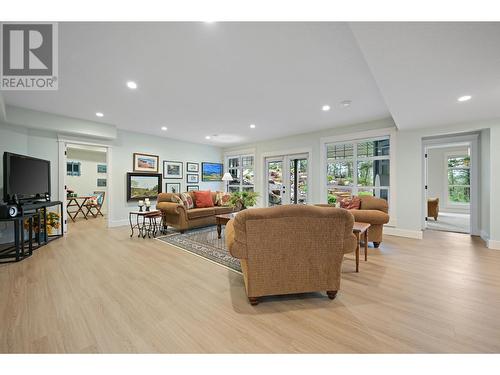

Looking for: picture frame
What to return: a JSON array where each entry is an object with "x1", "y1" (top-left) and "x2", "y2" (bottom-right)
[
  {"x1": 126, "y1": 173, "x2": 162, "y2": 201},
  {"x1": 97, "y1": 178, "x2": 107, "y2": 187},
  {"x1": 97, "y1": 164, "x2": 107, "y2": 173},
  {"x1": 202, "y1": 162, "x2": 223, "y2": 181},
  {"x1": 163, "y1": 160, "x2": 183, "y2": 179},
  {"x1": 187, "y1": 185, "x2": 199, "y2": 191},
  {"x1": 165, "y1": 182, "x2": 181, "y2": 194},
  {"x1": 186, "y1": 173, "x2": 199, "y2": 184},
  {"x1": 186, "y1": 162, "x2": 199, "y2": 173},
  {"x1": 133, "y1": 153, "x2": 159, "y2": 173}
]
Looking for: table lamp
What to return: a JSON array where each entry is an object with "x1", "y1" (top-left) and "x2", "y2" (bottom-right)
[{"x1": 222, "y1": 172, "x2": 233, "y2": 192}]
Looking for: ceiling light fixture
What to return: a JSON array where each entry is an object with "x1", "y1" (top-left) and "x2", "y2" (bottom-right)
[
  {"x1": 340, "y1": 100, "x2": 352, "y2": 107},
  {"x1": 205, "y1": 136, "x2": 211, "y2": 140},
  {"x1": 126, "y1": 81, "x2": 138, "y2": 89},
  {"x1": 250, "y1": 124, "x2": 256, "y2": 129},
  {"x1": 457, "y1": 95, "x2": 472, "y2": 102},
  {"x1": 161, "y1": 126, "x2": 167, "y2": 131},
  {"x1": 322, "y1": 105, "x2": 331, "y2": 112},
  {"x1": 96, "y1": 112, "x2": 104, "y2": 117}
]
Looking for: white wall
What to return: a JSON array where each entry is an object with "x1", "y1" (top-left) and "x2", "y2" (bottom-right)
[
  {"x1": 427, "y1": 145, "x2": 470, "y2": 214},
  {"x1": 66, "y1": 148, "x2": 108, "y2": 214}
]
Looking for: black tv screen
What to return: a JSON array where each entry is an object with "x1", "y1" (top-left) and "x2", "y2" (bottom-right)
[{"x1": 3, "y1": 152, "x2": 51, "y2": 202}]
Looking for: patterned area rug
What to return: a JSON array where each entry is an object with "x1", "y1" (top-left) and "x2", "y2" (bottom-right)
[{"x1": 157, "y1": 226, "x2": 241, "y2": 273}]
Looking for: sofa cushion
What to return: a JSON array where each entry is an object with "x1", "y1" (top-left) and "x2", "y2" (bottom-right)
[
  {"x1": 187, "y1": 207, "x2": 216, "y2": 219},
  {"x1": 180, "y1": 192, "x2": 194, "y2": 209},
  {"x1": 340, "y1": 196, "x2": 361, "y2": 210},
  {"x1": 171, "y1": 194, "x2": 182, "y2": 204},
  {"x1": 193, "y1": 190, "x2": 214, "y2": 208},
  {"x1": 215, "y1": 191, "x2": 232, "y2": 206},
  {"x1": 214, "y1": 206, "x2": 234, "y2": 215}
]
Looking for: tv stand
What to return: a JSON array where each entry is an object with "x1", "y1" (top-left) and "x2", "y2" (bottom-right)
[{"x1": 20, "y1": 200, "x2": 64, "y2": 248}]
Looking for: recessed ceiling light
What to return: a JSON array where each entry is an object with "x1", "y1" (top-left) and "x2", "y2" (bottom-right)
[
  {"x1": 457, "y1": 95, "x2": 472, "y2": 102},
  {"x1": 205, "y1": 136, "x2": 211, "y2": 140},
  {"x1": 126, "y1": 81, "x2": 138, "y2": 89},
  {"x1": 250, "y1": 124, "x2": 256, "y2": 129},
  {"x1": 204, "y1": 21, "x2": 216, "y2": 24},
  {"x1": 322, "y1": 105, "x2": 331, "y2": 112},
  {"x1": 161, "y1": 126, "x2": 167, "y2": 131},
  {"x1": 340, "y1": 100, "x2": 352, "y2": 107},
  {"x1": 95, "y1": 112, "x2": 104, "y2": 117}
]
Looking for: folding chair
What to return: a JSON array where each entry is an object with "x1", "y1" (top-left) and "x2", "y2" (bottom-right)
[{"x1": 85, "y1": 191, "x2": 105, "y2": 218}]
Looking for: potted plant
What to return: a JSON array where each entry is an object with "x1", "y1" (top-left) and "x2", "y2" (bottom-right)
[{"x1": 229, "y1": 191, "x2": 259, "y2": 211}]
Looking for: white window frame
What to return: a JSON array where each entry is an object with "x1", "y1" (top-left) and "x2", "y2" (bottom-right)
[
  {"x1": 320, "y1": 127, "x2": 396, "y2": 226},
  {"x1": 445, "y1": 151, "x2": 471, "y2": 208},
  {"x1": 225, "y1": 152, "x2": 255, "y2": 193},
  {"x1": 325, "y1": 136, "x2": 391, "y2": 200}
]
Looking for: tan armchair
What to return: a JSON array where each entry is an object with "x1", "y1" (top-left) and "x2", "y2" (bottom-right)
[
  {"x1": 427, "y1": 198, "x2": 439, "y2": 221},
  {"x1": 225, "y1": 205, "x2": 357, "y2": 305}
]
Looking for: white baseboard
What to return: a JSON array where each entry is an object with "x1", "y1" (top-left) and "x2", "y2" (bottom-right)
[
  {"x1": 384, "y1": 226, "x2": 423, "y2": 240},
  {"x1": 480, "y1": 230, "x2": 489, "y2": 242},
  {"x1": 487, "y1": 239, "x2": 500, "y2": 250},
  {"x1": 108, "y1": 219, "x2": 130, "y2": 228}
]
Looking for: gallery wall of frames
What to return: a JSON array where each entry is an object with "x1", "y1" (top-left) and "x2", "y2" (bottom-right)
[{"x1": 127, "y1": 152, "x2": 223, "y2": 201}]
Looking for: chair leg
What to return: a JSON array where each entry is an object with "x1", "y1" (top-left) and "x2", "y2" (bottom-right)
[
  {"x1": 373, "y1": 242, "x2": 380, "y2": 248},
  {"x1": 248, "y1": 297, "x2": 259, "y2": 305},
  {"x1": 327, "y1": 291, "x2": 338, "y2": 300}
]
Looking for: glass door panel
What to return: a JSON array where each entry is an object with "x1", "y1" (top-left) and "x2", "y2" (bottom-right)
[
  {"x1": 290, "y1": 157, "x2": 308, "y2": 204},
  {"x1": 267, "y1": 159, "x2": 284, "y2": 206}
]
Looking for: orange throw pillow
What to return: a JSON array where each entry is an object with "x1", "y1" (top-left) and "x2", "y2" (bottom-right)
[
  {"x1": 193, "y1": 190, "x2": 214, "y2": 208},
  {"x1": 340, "y1": 196, "x2": 361, "y2": 210}
]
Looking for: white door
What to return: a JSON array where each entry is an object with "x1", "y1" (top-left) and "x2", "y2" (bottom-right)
[{"x1": 265, "y1": 153, "x2": 309, "y2": 207}]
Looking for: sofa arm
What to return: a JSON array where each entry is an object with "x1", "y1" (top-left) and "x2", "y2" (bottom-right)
[
  {"x1": 156, "y1": 201, "x2": 186, "y2": 215},
  {"x1": 225, "y1": 219, "x2": 247, "y2": 259},
  {"x1": 350, "y1": 209, "x2": 390, "y2": 225},
  {"x1": 343, "y1": 233, "x2": 358, "y2": 254}
]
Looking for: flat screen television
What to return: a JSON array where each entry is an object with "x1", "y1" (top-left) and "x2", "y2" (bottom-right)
[{"x1": 3, "y1": 152, "x2": 51, "y2": 203}]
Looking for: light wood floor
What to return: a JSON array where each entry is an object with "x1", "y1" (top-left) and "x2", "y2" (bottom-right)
[{"x1": 1, "y1": 217, "x2": 500, "y2": 353}]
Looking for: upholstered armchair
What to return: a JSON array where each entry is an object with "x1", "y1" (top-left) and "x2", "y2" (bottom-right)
[
  {"x1": 225, "y1": 205, "x2": 357, "y2": 305},
  {"x1": 427, "y1": 198, "x2": 439, "y2": 221}
]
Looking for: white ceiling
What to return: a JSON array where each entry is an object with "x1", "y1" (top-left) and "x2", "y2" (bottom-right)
[
  {"x1": 350, "y1": 22, "x2": 500, "y2": 129},
  {"x1": 2, "y1": 22, "x2": 389, "y2": 145},
  {"x1": 3, "y1": 22, "x2": 500, "y2": 144}
]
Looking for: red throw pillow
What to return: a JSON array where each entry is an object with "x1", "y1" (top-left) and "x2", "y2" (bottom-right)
[
  {"x1": 340, "y1": 196, "x2": 361, "y2": 210},
  {"x1": 193, "y1": 190, "x2": 214, "y2": 208}
]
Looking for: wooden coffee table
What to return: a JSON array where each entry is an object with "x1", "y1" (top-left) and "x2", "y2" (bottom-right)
[
  {"x1": 216, "y1": 213, "x2": 237, "y2": 239},
  {"x1": 352, "y1": 222, "x2": 371, "y2": 272}
]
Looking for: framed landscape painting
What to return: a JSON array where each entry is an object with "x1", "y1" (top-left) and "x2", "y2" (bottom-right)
[
  {"x1": 186, "y1": 162, "x2": 199, "y2": 173},
  {"x1": 187, "y1": 185, "x2": 199, "y2": 191},
  {"x1": 165, "y1": 182, "x2": 181, "y2": 194},
  {"x1": 127, "y1": 173, "x2": 162, "y2": 201},
  {"x1": 163, "y1": 161, "x2": 183, "y2": 179},
  {"x1": 186, "y1": 174, "x2": 199, "y2": 183},
  {"x1": 202, "y1": 162, "x2": 223, "y2": 181},
  {"x1": 133, "y1": 153, "x2": 159, "y2": 173}
]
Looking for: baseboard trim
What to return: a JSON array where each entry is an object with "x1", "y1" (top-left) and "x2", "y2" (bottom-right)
[
  {"x1": 487, "y1": 239, "x2": 500, "y2": 250},
  {"x1": 384, "y1": 227, "x2": 423, "y2": 240},
  {"x1": 108, "y1": 219, "x2": 130, "y2": 228}
]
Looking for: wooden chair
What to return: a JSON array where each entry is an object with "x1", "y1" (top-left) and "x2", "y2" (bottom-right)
[{"x1": 85, "y1": 191, "x2": 105, "y2": 218}]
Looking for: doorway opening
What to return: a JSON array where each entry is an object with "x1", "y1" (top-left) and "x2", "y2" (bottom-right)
[
  {"x1": 58, "y1": 140, "x2": 111, "y2": 232},
  {"x1": 423, "y1": 135, "x2": 478, "y2": 235},
  {"x1": 265, "y1": 153, "x2": 309, "y2": 206}
]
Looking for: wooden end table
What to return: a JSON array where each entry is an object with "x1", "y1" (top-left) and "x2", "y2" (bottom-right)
[
  {"x1": 215, "y1": 213, "x2": 237, "y2": 239},
  {"x1": 352, "y1": 222, "x2": 371, "y2": 272}
]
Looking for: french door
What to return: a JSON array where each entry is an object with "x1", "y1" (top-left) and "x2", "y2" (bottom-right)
[{"x1": 265, "y1": 153, "x2": 309, "y2": 206}]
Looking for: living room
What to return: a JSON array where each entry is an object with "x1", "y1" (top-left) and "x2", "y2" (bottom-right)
[{"x1": 1, "y1": 1, "x2": 500, "y2": 373}]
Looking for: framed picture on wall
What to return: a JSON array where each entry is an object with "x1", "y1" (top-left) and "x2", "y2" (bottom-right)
[
  {"x1": 186, "y1": 162, "x2": 199, "y2": 173},
  {"x1": 97, "y1": 164, "x2": 107, "y2": 173},
  {"x1": 202, "y1": 162, "x2": 223, "y2": 181},
  {"x1": 165, "y1": 182, "x2": 181, "y2": 194},
  {"x1": 133, "y1": 153, "x2": 159, "y2": 173},
  {"x1": 187, "y1": 185, "x2": 199, "y2": 191},
  {"x1": 97, "y1": 178, "x2": 107, "y2": 187},
  {"x1": 127, "y1": 173, "x2": 162, "y2": 201},
  {"x1": 186, "y1": 174, "x2": 199, "y2": 184},
  {"x1": 163, "y1": 161, "x2": 183, "y2": 179}
]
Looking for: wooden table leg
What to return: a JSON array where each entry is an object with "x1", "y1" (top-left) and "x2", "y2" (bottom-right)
[
  {"x1": 217, "y1": 222, "x2": 222, "y2": 239},
  {"x1": 364, "y1": 230, "x2": 368, "y2": 261},
  {"x1": 355, "y1": 232, "x2": 360, "y2": 272}
]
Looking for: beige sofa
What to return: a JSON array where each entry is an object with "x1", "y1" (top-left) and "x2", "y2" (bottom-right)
[
  {"x1": 225, "y1": 205, "x2": 357, "y2": 305},
  {"x1": 316, "y1": 196, "x2": 390, "y2": 247},
  {"x1": 156, "y1": 191, "x2": 235, "y2": 233}
]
